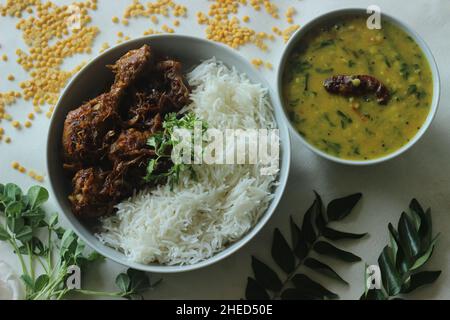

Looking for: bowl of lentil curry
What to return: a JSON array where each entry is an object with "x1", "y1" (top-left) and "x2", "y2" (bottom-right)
[{"x1": 277, "y1": 9, "x2": 440, "y2": 165}]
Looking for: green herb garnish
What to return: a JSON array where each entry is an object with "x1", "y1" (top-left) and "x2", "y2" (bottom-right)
[{"x1": 144, "y1": 112, "x2": 207, "y2": 186}]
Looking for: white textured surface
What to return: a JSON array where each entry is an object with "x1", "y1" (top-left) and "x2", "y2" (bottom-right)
[{"x1": 0, "y1": 0, "x2": 449, "y2": 300}]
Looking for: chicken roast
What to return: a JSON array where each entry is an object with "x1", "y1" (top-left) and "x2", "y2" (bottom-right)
[{"x1": 62, "y1": 45, "x2": 191, "y2": 219}]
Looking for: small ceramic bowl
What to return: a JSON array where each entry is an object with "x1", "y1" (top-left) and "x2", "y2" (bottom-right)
[
  {"x1": 277, "y1": 8, "x2": 440, "y2": 165},
  {"x1": 46, "y1": 35, "x2": 291, "y2": 273}
]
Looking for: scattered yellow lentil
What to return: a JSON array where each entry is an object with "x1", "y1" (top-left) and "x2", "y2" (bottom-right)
[
  {"x1": 9, "y1": 0, "x2": 99, "y2": 107},
  {"x1": 7, "y1": 74, "x2": 15, "y2": 81},
  {"x1": 24, "y1": 120, "x2": 32, "y2": 128},
  {"x1": 18, "y1": 166, "x2": 26, "y2": 173},
  {"x1": 196, "y1": 0, "x2": 284, "y2": 51},
  {"x1": 28, "y1": 112, "x2": 34, "y2": 120},
  {"x1": 12, "y1": 120, "x2": 21, "y2": 129},
  {"x1": 5, "y1": 136, "x2": 12, "y2": 144},
  {"x1": 11, "y1": 161, "x2": 20, "y2": 170},
  {"x1": 161, "y1": 24, "x2": 174, "y2": 33},
  {"x1": 117, "y1": 31, "x2": 124, "y2": 37},
  {"x1": 1, "y1": 54, "x2": 7, "y2": 61},
  {"x1": 173, "y1": 19, "x2": 180, "y2": 27},
  {"x1": 0, "y1": 127, "x2": 4, "y2": 135},
  {"x1": 123, "y1": 0, "x2": 187, "y2": 21},
  {"x1": 251, "y1": 58, "x2": 264, "y2": 68},
  {"x1": 282, "y1": 24, "x2": 300, "y2": 43},
  {"x1": 122, "y1": 18, "x2": 129, "y2": 26},
  {"x1": 112, "y1": 16, "x2": 119, "y2": 23},
  {"x1": 286, "y1": 6, "x2": 296, "y2": 24}
]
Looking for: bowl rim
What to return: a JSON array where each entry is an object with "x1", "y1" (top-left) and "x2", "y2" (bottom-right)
[
  {"x1": 46, "y1": 34, "x2": 291, "y2": 273},
  {"x1": 276, "y1": 8, "x2": 441, "y2": 166}
]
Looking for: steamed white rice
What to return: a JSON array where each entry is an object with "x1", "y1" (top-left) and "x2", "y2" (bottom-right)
[{"x1": 97, "y1": 59, "x2": 278, "y2": 265}]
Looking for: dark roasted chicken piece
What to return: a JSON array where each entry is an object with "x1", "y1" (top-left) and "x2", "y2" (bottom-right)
[
  {"x1": 62, "y1": 93, "x2": 120, "y2": 171},
  {"x1": 110, "y1": 45, "x2": 152, "y2": 93},
  {"x1": 63, "y1": 45, "x2": 154, "y2": 171},
  {"x1": 156, "y1": 60, "x2": 191, "y2": 110},
  {"x1": 69, "y1": 168, "x2": 111, "y2": 218},
  {"x1": 108, "y1": 128, "x2": 154, "y2": 163},
  {"x1": 64, "y1": 45, "x2": 193, "y2": 220}
]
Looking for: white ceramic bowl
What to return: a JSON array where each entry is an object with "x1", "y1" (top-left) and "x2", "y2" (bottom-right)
[
  {"x1": 46, "y1": 35, "x2": 291, "y2": 273},
  {"x1": 277, "y1": 8, "x2": 440, "y2": 165}
]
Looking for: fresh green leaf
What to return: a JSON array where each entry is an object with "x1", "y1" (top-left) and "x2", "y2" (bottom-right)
[
  {"x1": 29, "y1": 237, "x2": 46, "y2": 256},
  {"x1": 75, "y1": 238, "x2": 86, "y2": 259},
  {"x1": 127, "y1": 269, "x2": 150, "y2": 294},
  {"x1": 27, "y1": 186, "x2": 49, "y2": 210},
  {"x1": 5, "y1": 183, "x2": 22, "y2": 202},
  {"x1": 7, "y1": 216, "x2": 24, "y2": 234},
  {"x1": 398, "y1": 212, "x2": 421, "y2": 259},
  {"x1": 245, "y1": 277, "x2": 270, "y2": 300},
  {"x1": 411, "y1": 236, "x2": 439, "y2": 270},
  {"x1": 272, "y1": 229, "x2": 295, "y2": 274},
  {"x1": 21, "y1": 274, "x2": 34, "y2": 290},
  {"x1": 419, "y1": 208, "x2": 433, "y2": 250},
  {"x1": 48, "y1": 212, "x2": 59, "y2": 227},
  {"x1": 251, "y1": 256, "x2": 282, "y2": 291},
  {"x1": 0, "y1": 224, "x2": 10, "y2": 241},
  {"x1": 16, "y1": 226, "x2": 33, "y2": 243},
  {"x1": 116, "y1": 273, "x2": 131, "y2": 293},
  {"x1": 60, "y1": 230, "x2": 78, "y2": 260},
  {"x1": 304, "y1": 258, "x2": 348, "y2": 285},
  {"x1": 389, "y1": 223, "x2": 409, "y2": 274},
  {"x1": 86, "y1": 251, "x2": 105, "y2": 262},
  {"x1": 314, "y1": 192, "x2": 327, "y2": 232},
  {"x1": 34, "y1": 275, "x2": 50, "y2": 292},
  {"x1": 54, "y1": 226, "x2": 66, "y2": 239},
  {"x1": 145, "y1": 159, "x2": 157, "y2": 181},
  {"x1": 147, "y1": 136, "x2": 158, "y2": 149},
  {"x1": 5, "y1": 201, "x2": 23, "y2": 218},
  {"x1": 378, "y1": 246, "x2": 402, "y2": 296},
  {"x1": 360, "y1": 289, "x2": 387, "y2": 300},
  {"x1": 313, "y1": 241, "x2": 361, "y2": 262},
  {"x1": 302, "y1": 196, "x2": 318, "y2": 244},
  {"x1": 289, "y1": 217, "x2": 307, "y2": 260},
  {"x1": 291, "y1": 274, "x2": 338, "y2": 299},
  {"x1": 401, "y1": 271, "x2": 441, "y2": 294},
  {"x1": 322, "y1": 227, "x2": 367, "y2": 241},
  {"x1": 327, "y1": 193, "x2": 362, "y2": 221}
]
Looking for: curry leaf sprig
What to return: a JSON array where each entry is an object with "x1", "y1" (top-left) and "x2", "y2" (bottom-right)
[
  {"x1": 361, "y1": 199, "x2": 440, "y2": 300},
  {"x1": 0, "y1": 183, "x2": 159, "y2": 300},
  {"x1": 246, "y1": 192, "x2": 367, "y2": 300},
  {"x1": 145, "y1": 112, "x2": 207, "y2": 185}
]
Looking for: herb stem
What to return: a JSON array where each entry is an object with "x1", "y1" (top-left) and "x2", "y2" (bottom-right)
[
  {"x1": 74, "y1": 289, "x2": 123, "y2": 298},
  {"x1": 272, "y1": 237, "x2": 321, "y2": 299},
  {"x1": 47, "y1": 226, "x2": 52, "y2": 270},
  {"x1": 8, "y1": 239, "x2": 29, "y2": 277},
  {"x1": 27, "y1": 243, "x2": 35, "y2": 281}
]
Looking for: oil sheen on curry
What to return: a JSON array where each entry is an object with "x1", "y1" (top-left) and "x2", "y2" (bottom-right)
[{"x1": 283, "y1": 15, "x2": 433, "y2": 160}]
